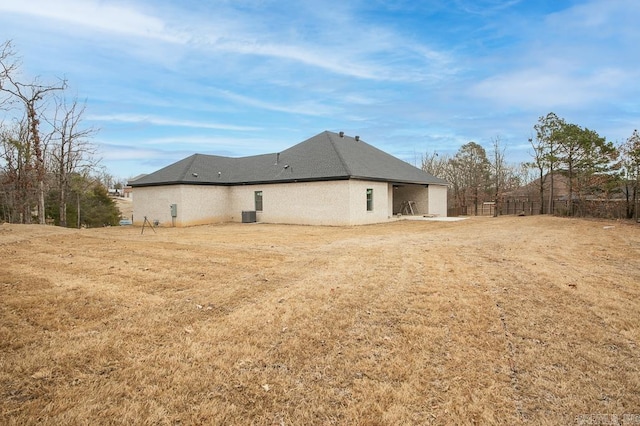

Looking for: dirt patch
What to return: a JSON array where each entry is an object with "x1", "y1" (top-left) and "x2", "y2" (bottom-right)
[{"x1": 1, "y1": 216, "x2": 639, "y2": 424}]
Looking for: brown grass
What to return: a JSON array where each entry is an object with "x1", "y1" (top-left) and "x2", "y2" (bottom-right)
[{"x1": 1, "y1": 216, "x2": 639, "y2": 425}]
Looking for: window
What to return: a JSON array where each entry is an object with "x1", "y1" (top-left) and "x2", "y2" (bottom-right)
[
  {"x1": 254, "y1": 190, "x2": 263, "y2": 211},
  {"x1": 366, "y1": 188, "x2": 373, "y2": 211}
]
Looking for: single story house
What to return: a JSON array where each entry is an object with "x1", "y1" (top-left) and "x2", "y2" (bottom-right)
[{"x1": 129, "y1": 131, "x2": 448, "y2": 226}]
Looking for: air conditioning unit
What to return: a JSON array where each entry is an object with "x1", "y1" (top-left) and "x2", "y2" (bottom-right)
[{"x1": 242, "y1": 210, "x2": 256, "y2": 223}]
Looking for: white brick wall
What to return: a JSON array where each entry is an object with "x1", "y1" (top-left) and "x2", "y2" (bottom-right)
[
  {"x1": 133, "y1": 180, "x2": 447, "y2": 226},
  {"x1": 428, "y1": 185, "x2": 448, "y2": 217}
]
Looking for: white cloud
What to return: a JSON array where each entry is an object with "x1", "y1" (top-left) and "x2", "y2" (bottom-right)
[
  {"x1": 218, "y1": 41, "x2": 383, "y2": 81},
  {"x1": 4, "y1": 0, "x2": 638, "y2": 176},
  {"x1": 187, "y1": 18, "x2": 453, "y2": 83},
  {"x1": 103, "y1": 134, "x2": 272, "y2": 149},
  {"x1": 0, "y1": 0, "x2": 188, "y2": 44},
  {"x1": 468, "y1": 0, "x2": 640, "y2": 110},
  {"x1": 545, "y1": 0, "x2": 640, "y2": 36},
  {"x1": 212, "y1": 90, "x2": 341, "y2": 117},
  {"x1": 0, "y1": 0, "x2": 454, "y2": 83},
  {"x1": 453, "y1": 0, "x2": 522, "y2": 16},
  {"x1": 471, "y1": 66, "x2": 629, "y2": 109},
  {"x1": 88, "y1": 114, "x2": 261, "y2": 131}
]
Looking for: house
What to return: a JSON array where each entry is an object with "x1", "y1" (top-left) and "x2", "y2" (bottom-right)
[{"x1": 129, "y1": 131, "x2": 448, "y2": 226}]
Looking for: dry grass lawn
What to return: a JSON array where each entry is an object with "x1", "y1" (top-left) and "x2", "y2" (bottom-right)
[{"x1": 1, "y1": 216, "x2": 639, "y2": 425}]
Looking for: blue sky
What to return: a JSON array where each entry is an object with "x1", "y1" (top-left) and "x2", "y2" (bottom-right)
[{"x1": 1, "y1": 0, "x2": 638, "y2": 179}]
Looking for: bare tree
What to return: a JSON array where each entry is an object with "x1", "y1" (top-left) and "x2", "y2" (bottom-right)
[
  {"x1": 0, "y1": 41, "x2": 20, "y2": 110},
  {"x1": 421, "y1": 150, "x2": 450, "y2": 177},
  {"x1": 0, "y1": 118, "x2": 35, "y2": 222},
  {"x1": 527, "y1": 135, "x2": 549, "y2": 214},
  {"x1": 0, "y1": 40, "x2": 66, "y2": 224},
  {"x1": 47, "y1": 96, "x2": 98, "y2": 226},
  {"x1": 490, "y1": 136, "x2": 507, "y2": 217},
  {"x1": 620, "y1": 129, "x2": 640, "y2": 220},
  {"x1": 449, "y1": 142, "x2": 490, "y2": 215}
]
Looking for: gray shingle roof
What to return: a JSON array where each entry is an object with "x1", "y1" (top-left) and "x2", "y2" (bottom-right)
[{"x1": 130, "y1": 131, "x2": 448, "y2": 187}]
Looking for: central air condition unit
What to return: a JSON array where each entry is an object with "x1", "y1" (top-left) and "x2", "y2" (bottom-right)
[{"x1": 242, "y1": 210, "x2": 257, "y2": 223}]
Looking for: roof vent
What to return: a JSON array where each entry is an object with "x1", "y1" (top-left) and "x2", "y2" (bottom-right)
[
  {"x1": 339, "y1": 131, "x2": 344, "y2": 137},
  {"x1": 355, "y1": 135, "x2": 360, "y2": 141},
  {"x1": 192, "y1": 172, "x2": 198, "y2": 177}
]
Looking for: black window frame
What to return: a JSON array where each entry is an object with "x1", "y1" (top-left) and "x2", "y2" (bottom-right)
[
  {"x1": 255, "y1": 190, "x2": 263, "y2": 212},
  {"x1": 366, "y1": 188, "x2": 373, "y2": 211}
]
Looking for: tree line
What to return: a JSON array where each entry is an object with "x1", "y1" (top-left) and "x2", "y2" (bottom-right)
[
  {"x1": 1, "y1": 40, "x2": 120, "y2": 227},
  {"x1": 3, "y1": 38, "x2": 639, "y2": 226},
  {"x1": 422, "y1": 113, "x2": 640, "y2": 220}
]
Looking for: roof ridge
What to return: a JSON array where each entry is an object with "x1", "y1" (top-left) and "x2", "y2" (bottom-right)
[
  {"x1": 326, "y1": 131, "x2": 352, "y2": 176},
  {"x1": 130, "y1": 131, "x2": 449, "y2": 187},
  {"x1": 179, "y1": 154, "x2": 200, "y2": 180}
]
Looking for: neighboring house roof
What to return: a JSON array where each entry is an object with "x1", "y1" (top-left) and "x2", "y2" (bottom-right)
[
  {"x1": 506, "y1": 172, "x2": 570, "y2": 199},
  {"x1": 127, "y1": 174, "x2": 148, "y2": 184},
  {"x1": 506, "y1": 171, "x2": 627, "y2": 200},
  {"x1": 130, "y1": 131, "x2": 448, "y2": 187}
]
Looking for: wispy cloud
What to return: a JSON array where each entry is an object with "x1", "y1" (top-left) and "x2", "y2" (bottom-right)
[
  {"x1": 0, "y1": 0, "x2": 188, "y2": 43},
  {"x1": 468, "y1": 0, "x2": 640, "y2": 111},
  {"x1": 2, "y1": 0, "x2": 638, "y2": 178},
  {"x1": 88, "y1": 114, "x2": 261, "y2": 132},
  {"x1": 0, "y1": 0, "x2": 454, "y2": 83},
  {"x1": 453, "y1": 0, "x2": 523, "y2": 16},
  {"x1": 216, "y1": 41, "x2": 386, "y2": 81},
  {"x1": 212, "y1": 90, "x2": 341, "y2": 117},
  {"x1": 101, "y1": 134, "x2": 273, "y2": 149},
  {"x1": 471, "y1": 66, "x2": 630, "y2": 109}
]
